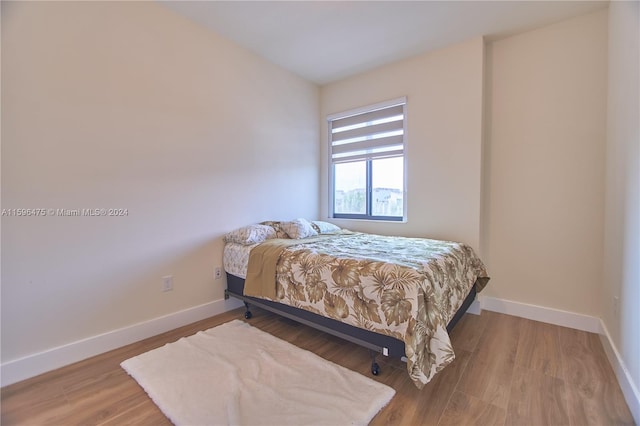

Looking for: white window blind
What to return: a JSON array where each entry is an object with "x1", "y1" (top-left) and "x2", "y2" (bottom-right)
[{"x1": 329, "y1": 98, "x2": 406, "y2": 164}]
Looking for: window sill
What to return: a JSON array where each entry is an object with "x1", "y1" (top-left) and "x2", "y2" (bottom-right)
[{"x1": 328, "y1": 217, "x2": 407, "y2": 224}]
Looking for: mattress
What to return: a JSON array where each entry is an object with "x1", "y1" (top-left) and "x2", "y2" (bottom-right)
[{"x1": 223, "y1": 242, "x2": 255, "y2": 279}]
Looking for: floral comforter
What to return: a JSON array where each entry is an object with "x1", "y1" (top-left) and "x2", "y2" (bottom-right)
[{"x1": 245, "y1": 232, "x2": 489, "y2": 388}]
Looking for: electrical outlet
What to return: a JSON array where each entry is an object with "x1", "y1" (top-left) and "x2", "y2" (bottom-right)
[
  {"x1": 162, "y1": 275, "x2": 173, "y2": 292},
  {"x1": 214, "y1": 267, "x2": 222, "y2": 280}
]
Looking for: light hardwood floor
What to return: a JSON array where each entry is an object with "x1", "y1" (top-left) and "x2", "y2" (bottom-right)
[{"x1": 1, "y1": 308, "x2": 635, "y2": 425}]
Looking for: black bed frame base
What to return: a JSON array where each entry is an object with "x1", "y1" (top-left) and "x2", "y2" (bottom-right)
[{"x1": 225, "y1": 272, "x2": 477, "y2": 377}]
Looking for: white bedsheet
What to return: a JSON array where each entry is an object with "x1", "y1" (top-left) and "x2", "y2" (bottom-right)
[{"x1": 223, "y1": 242, "x2": 256, "y2": 279}]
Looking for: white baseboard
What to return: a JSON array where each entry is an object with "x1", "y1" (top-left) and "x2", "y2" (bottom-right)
[
  {"x1": 599, "y1": 321, "x2": 640, "y2": 425},
  {"x1": 479, "y1": 295, "x2": 601, "y2": 333},
  {"x1": 1, "y1": 297, "x2": 244, "y2": 387}
]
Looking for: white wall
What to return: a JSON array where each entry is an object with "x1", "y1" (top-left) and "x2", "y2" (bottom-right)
[
  {"x1": 1, "y1": 2, "x2": 318, "y2": 365},
  {"x1": 320, "y1": 38, "x2": 485, "y2": 251},
  {"x1": 603, "y1": 0, "x2": 640, "y2": 412},
  {"x1": 483, "y1": 10, "x2": 608, "y2": 316}
]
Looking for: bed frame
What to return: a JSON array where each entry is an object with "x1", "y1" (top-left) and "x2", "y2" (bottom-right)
[{"x1": 225, "y1": 272, "x2": 477, "y2": 376}]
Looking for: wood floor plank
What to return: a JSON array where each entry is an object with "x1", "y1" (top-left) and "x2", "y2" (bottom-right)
[
  {"x1": 365, "y1": 330, "x2": 462, "y2": 425},
  {"x1": 405, "y1": 349, "x2": 473, "y2": 425},
  {"x1": 369, "y1": 376, "x2": 414, "y2": 426},
  {"x1": 506, "y1": 365, "x2": 570, "y2": 426},
  {"x1": 0, "y1": 381, "x2": 71, "y2": 425},
  {"x1": 61, "y1": 369, "x2": 152, "y2": 425},
  {"x1": 438, "y1": 391, "x2": 506, "y2": 426},
  {"x1": 515, "y1": 318, "x2": 564, "y2": 379},
  {"x1": 455, "y1": 311, "x2": 520, "y2": 410},
  {"x1": 1, "y1": 308, "x2": 634, "y2": 426},
  {"x1": 449, "y1": 310, "x2": 489, "y2": 353},
  {"x1": 97, "y1": 399, "x2": 171, "y2": 426},
  {"x1": 558, "y1": 326, "x2": 616, "y2": 387},
  {"x1": 564, "y1": 375, "x2": 635, "y2": 426}
]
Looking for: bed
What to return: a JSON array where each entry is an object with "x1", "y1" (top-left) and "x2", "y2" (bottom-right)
[{"x1": 223, "y1": 219, "x2": 489, "y2": 389}]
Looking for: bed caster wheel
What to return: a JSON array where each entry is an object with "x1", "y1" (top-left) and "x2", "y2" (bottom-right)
[
  {"x1": 371, "y1": 363, "x2": 380, "y2": 376},
  {"x1": 244, "y1": 311, "x2": 252, "y2": 319}
]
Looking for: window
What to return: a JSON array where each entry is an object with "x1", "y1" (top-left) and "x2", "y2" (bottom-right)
[{"x1": 329, "y1": 97, "x2": 407, "y2": 221}]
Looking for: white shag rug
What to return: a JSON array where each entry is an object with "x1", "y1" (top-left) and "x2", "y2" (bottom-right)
[{"x1": 121, "y1": 319, "x2": 395, "y2": 425}]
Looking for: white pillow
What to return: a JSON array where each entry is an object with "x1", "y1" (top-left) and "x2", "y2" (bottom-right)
[
  {"x1": 224, "y1": 224, "x2": 276, "y2": 245},
  {"x1": 281, "y1": 218, "x2": 318, "y2": 239},
  {"x1": 312, "y1": 220, "x2": 341, "y2": 234},
  {"x1": 260, "y1": 221, "x2": 289, "y2": 239}
]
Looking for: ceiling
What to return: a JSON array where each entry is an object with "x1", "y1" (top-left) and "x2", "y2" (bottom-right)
[{"x1": 161, "y1": 1, "x2": 608, "y2": 85}]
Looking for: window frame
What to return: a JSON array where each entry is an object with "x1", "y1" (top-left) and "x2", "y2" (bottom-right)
[{"x1": 328, "y1": 97, "x2": 408, "y2": 222}]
